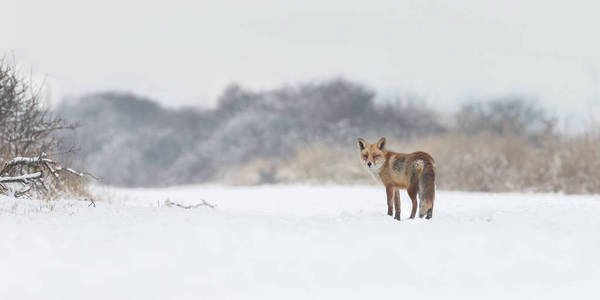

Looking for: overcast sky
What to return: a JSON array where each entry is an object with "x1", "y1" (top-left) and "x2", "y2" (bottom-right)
[{"x1": 3, "y1": 0, "x2": 600, "y2": 129}]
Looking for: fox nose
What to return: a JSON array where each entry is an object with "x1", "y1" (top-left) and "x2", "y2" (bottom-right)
[{"x1": 367, "y1": 162, "x2": 372, "y2": 167}]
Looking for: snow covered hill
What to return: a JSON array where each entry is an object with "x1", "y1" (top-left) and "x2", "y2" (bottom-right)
[{"x1": 1, "y1": 185, "x2": 599, "y2": 299}]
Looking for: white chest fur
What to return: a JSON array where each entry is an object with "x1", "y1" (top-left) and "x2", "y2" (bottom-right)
[{"x1": 368, "y1": 168, "x2": 382, "y2": 183}]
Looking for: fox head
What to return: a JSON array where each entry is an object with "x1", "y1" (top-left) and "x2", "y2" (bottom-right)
[{"x1": 357, "y1": 137, "x2": 387, "y2": 170}]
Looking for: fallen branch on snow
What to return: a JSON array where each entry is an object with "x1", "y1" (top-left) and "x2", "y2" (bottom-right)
[
  {"x1": 0, "y1": 154, "x2": 94, "y2": 198},
  {"x1": 164, "y1": 198, "x2": 216, "y2": 209}
]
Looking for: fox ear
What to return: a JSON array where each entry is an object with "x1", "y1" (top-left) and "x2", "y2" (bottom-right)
[
  {"x1": 376, "y1": 137, "x2": 386, "y2": 150},
  {"x1": 357, "y1": 138, "x2": 366, "y2": 150}
]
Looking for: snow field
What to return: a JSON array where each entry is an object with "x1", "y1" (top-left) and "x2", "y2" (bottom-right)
[{"x1": 1, "y1": 185, "x2": 599, "y2": 299}]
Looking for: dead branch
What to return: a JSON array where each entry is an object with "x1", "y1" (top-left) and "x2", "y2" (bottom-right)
[
  {"x1": 0, "y1": 154, "x2": 94, "y2": 198},
  {"x1": 0, "y1": 156, "x2": 56, "y2": 175},
  {"x1": 164, "y1": 198, "x2": 216, "y2": 209},
  {"x1": 0, "y1": 172, "x2": 42, "y2": 184},
  {"x1": 14, "y1": 186, "x2": 31, "y2": 198}
]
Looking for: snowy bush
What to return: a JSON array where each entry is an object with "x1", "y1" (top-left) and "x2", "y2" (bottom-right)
[{"x1": 0, "y1": 59, "x2": 88, "y2": 199}]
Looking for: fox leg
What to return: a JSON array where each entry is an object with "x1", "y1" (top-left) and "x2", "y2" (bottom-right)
[
  {"x1": 386, "y1": 186, "x2": 394, "y2": 216},
  {"x1": 393, "y1": 189, "x2": 401, "y2": 221},
  {"x1": 407, "y1": 185, "x2": 418, "y2": 219}
]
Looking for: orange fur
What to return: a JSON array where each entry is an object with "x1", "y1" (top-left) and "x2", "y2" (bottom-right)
[{"x1": 358, "y1": 137, "x2": 436, "y2": 221}]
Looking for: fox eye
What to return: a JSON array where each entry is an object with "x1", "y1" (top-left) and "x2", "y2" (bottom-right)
[
  {"x1": 373, "y1": 155, "x2": 380, "y2": 159},
  {"x1": 362, "y1": 154, "x2": 368, "y2": 159}
]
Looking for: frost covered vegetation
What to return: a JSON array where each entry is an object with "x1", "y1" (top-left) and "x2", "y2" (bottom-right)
[
  {"x1": 0, "y1": 59, "x2": 89, "y2": 199},
  {"x1": 58, "y1": 79, "x2": 600, "y2": 193}
]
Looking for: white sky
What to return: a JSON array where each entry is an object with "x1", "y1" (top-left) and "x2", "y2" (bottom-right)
[{"x1": 3, "y1": 0, "x2": 600, "y2": 129}]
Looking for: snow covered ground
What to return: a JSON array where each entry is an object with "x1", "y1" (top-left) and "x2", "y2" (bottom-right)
[{"x1": 1, "y1": 185, "x2": 599, "y2": 299}]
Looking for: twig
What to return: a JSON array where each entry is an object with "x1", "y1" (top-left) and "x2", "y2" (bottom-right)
[{"x1": 164, "y1": 198, "x2": 215, "y2": 209}]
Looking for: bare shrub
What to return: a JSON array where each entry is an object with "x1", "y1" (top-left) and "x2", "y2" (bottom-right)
[
  {"x1": 402, "y1": 132, "x2": 600, "y2": 194},
  {"x1": 0, "y1": 58, "x2": 89, "y2": 199}
]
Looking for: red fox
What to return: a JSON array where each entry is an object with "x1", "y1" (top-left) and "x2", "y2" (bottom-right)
[{"x1": 357, "y1": 137, "x2": 436, "y2": 221}]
